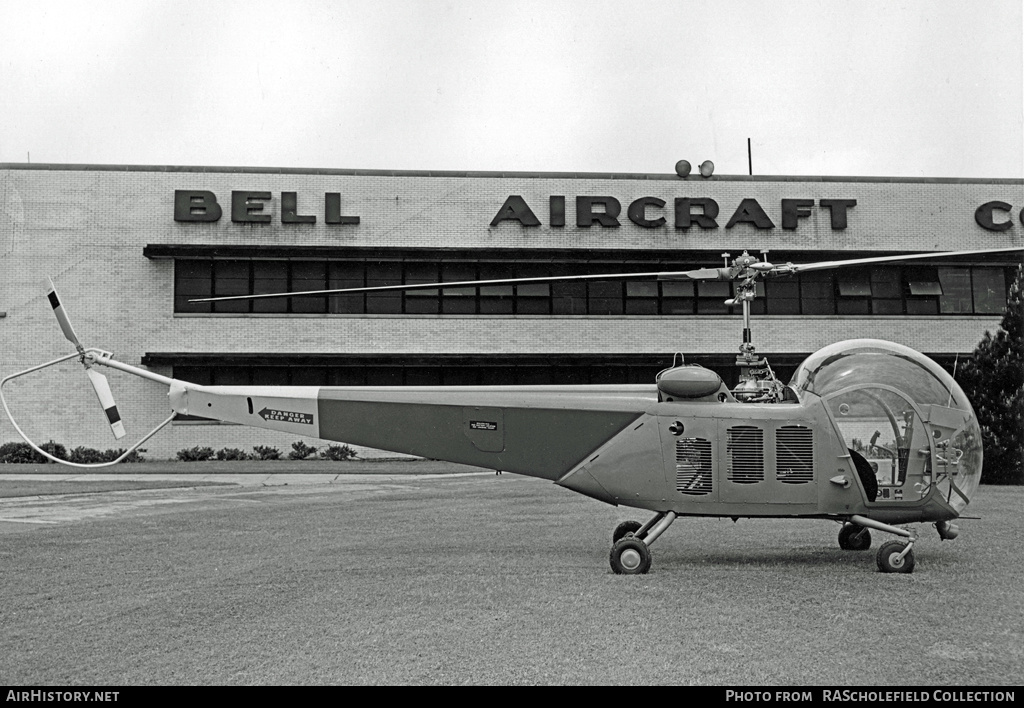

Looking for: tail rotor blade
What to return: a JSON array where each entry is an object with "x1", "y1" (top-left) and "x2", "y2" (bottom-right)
[
  {"x1": 46, "y1": 278, "x2": 83, "y2": 351},
  {"x1": 86, "y1": 368, "x2": 126, "y2": 439}
]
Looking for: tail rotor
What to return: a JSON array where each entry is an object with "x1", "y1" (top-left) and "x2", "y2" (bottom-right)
[{"x1": 45, "y1": 278, "x2": 126, "y2": 439}]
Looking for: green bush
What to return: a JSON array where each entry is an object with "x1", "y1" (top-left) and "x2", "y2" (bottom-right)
[
  {"x1": 320, "y1": 444, "x2": 357, "y2": 461},
  {"x1": 39, "y1": 440, "x2": 68, "y2": 462},
  {"x1": 115, "y1": 448, "x2": 146, "y2": 463},
  {"x1": 176, "y1": 446, "x2": 215, "y2": 462},
  {"x1": 288, "y1": 440, "x2": 318, "y2": 460},
  {"x1": 0, "y1": 442, "x2": 44, "y2": 463},
  {"x1": 69, "y1": 446, "x2": 106, "y2": 464},
  {"x1": 216, "y1": 447, "x2": 251, "y2": 461},
  {"x1": 252, "y1": 445, "x2": 281, "y2": 460}
]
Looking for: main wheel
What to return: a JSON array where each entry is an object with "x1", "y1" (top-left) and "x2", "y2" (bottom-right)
[
  {"x1": 876, "y1": 541, "x2": 915, "y2": 573},
  {"x1": 609, "y1": 536, "x2": 652, "y2": 575},
  {"x1": 838, "y1": 524, "x2": 872, "y2": 551},
  {"x1": 612, "y1": 520, "x2": 643, "y2": 544}
]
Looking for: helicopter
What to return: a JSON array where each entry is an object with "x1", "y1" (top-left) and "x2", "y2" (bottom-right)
[{"x1": 2, "y1": 247, "x2": 1021, "y2": 575}]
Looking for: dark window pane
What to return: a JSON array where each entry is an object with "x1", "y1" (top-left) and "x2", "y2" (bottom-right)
[
  {"x1": 443, "y1": 368, "x2": 480, "y2": 386},
  {"x1": 291, "y1": 368, "x2": 329, "y2": 386},
  {"x1": 590, "y1": 366, "x2": 628, "y2": 384},
  {"x1": 516, "y1": 367, "x2": 551, "y2": 385},
  {"x1": 552, "y1": 280, "x2": 587, "y2": 315},
  {"x1": 479, "y1": 263, "x2": 514, "y2": 314},
  {"x1": 625, "y1": 298, "x2": 658, "y2": 314},
  {"x1": 800, "y1": 272, "x2": 834, "y2": 314},
  {"x1": 213, "y1": 260, "x2": 250, "y2": 313},
  {"x1": 366, "y1": 262, "x2": 402, "y2": 314},
  {"x1": 329, "y1": 368, "x2": 365, "y2": 386},
  {"x1": 173, "y1": 366, "x2": 212, "y2": 385},
  {"x1": 405, "y1": 367, "x2": 442, "y2": 386},
  {"x1": 328, "y1": 262, "x2": 365, "y2": 314},
  {"x1": 365, "y1": 368, "x2": 402, "y2": 386},
  {"x1": 627, "y1": 281, "x2": 658, "y2": 298},
  {"x1": 905, "y1": 298, "x2": 938, "y2": 315},
  {"x1": 696, "y1": 281, "x2": 730, "y2": 314},
  {"x1": 662, "y1": 298, "x2": 694, "y2": 314},
  {"x1": 872, "y1": 299, "x2": 903, "y2": 315},
  {"x1": 972, "y1": 268, "x2": 1007, "y2": 314},
  {"x1": 838, "y1": 269, "x2": 871, "y2": 297},
  {"x1": 768, "y1": 297, "x2": 800, "y2": 315},
  {"x1": 870, "y1": 268, "x2": 901, "y2": 299},
  {"x1": 588, "y1": 281, "x2": 623, "y2": 315},
  {"x1": 177, "y1": 260, "x2": 212, "y2": 279},
  {"x1": 938, "y1": 268, "x2": 973, "y2": 313},
  {"x1": 253, "y1": 261, "x2": 288, "y2": 313},
  {"x1": 212, "y1": 367, "x2": 251, "y2": 386},
  {"x1": 478, "y1": 366, "x2": 515, "y2": 386},
  {"x1": 661, "y1": 281, "x2": 694, "y2": 297},
  {"x1": 837, "y1": 298, "x2": 870, "y2": 315},
  {"x1": 404, "y1": 262, "x2": 440, "y2": 314},
  {"x1": 442, "y1": 263, "x2": 477, "y2": 314},
  {"x1": 292, "y1": 261, "x2": 328, "y2": 314},
  {"x1": 253, "y1": 367, "x2": 286, "y2": 385}
]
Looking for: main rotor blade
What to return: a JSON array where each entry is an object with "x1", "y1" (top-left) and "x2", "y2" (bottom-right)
[
  {"x1": 780, "y1": 247, "x2": 1024, "y2": 275},
  {"x1": 190, "y1": 270, "x2": 686, "y2": 303},
  {"x1": 189, "y1": 246, "x2": 1023, "y2": 303},
  {"x1": 46, "y1": 278, "x2": 83, "y2": 351}
]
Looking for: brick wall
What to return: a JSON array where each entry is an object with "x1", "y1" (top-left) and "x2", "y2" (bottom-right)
[{"x1": 1, "y1": 165, "x2": 1020, "y2": 459}]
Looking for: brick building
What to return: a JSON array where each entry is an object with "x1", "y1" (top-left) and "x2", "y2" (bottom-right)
[{"x1": 1, "y1": 163, "x2": 1021, "y2": 459}]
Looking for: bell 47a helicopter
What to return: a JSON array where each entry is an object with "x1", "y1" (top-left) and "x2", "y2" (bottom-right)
[{"x1": 3, "y1": 247, "x2": 1021, "y2": 575}]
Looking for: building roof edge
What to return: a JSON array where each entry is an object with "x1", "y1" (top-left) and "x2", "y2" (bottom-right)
[{"x1": 1, "y1": 162, "x2": 1022, "y2": 185}]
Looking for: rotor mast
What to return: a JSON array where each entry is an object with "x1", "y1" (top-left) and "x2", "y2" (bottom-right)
[{"x1": 723, "y1": 250, "x2": 781, "y2": 401}]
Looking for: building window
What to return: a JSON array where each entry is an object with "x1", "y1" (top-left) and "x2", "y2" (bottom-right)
[{"x1": 173, "y1": 258, "x2": 1013, "y2": 317}]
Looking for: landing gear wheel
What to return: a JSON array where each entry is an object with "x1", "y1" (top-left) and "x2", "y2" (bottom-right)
[
  {"x1": 612, "y1": 520, "x2": 643, "y2": 544},
  {"x1": 838, "y1": 524, "x2": 872, "y2": 551},
  {"x1": 876, "y1": 541, "x2": 915, "y2": 573},
  {"x1": 610, "y1": 536, "x2": 652, "y2": 575}
]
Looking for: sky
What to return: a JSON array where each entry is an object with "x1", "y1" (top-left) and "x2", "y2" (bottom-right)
[{"x1": 0, "y1": 0, "x2": 1021, "y2": 178}]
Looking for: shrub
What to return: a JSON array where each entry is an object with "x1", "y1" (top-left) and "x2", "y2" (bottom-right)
[
  {"x1": 176, "y1": 446, "x2": 215, "y2": 462},
  {"x1": 320, "y1": 444, "x2": 357, "y2": 461},
  {"x1": 69, "y1": 446, "x2": 106, "y2": 464},
  {"x1": 252, "y1": 445, "x2": 281, "y2": 460},
  {"x1": 116, "y1": 448, "x2": 146, "y2": 463},
  {"x1": 0, "y1": 441, "x2": 43, "y2": 463},
  {"x1": 39, "y1": 440, "x2": 68, "y2": 462},
  {"x1": 288, "y1": 440, "x2": 318, "y2": 460},
  {"x1": 216, "y1": 447, "x2": 250, "y2": 461}
]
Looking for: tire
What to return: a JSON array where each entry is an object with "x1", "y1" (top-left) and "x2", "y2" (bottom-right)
[
  {"x1": 612, "y1": 520, "x2": 643, "y2": 544},
  {"x1": 609, "y1": 536, "x2": 652, "y2": 575},
  {"x1": 876, "y1": 540, "x2": 915, "y2": 573},
  {"x1": 838, "y1": 524, "x2": 872, "y2": 551}
]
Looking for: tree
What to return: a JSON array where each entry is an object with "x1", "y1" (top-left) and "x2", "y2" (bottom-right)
[{"x1": 956, "y1": 265, "x2": 1023, "y2": 484}]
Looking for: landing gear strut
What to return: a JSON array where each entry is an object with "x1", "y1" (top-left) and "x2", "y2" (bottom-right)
[
  {"x1": 609, "y1": 511, "x2": 676, "y2": 575},
  {"x1": 848, "y1": 514, "x2": 918, "y2": 573}
]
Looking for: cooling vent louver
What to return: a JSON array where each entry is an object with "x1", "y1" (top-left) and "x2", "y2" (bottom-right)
[
  {"x1": 776, "y1": 425, "x2": 814, "y2": 484},
  {"x1": 727, "y1": 425, "x2": 764, "y2": 484},
  {"x1": 675, "y1": 438, "x2": 713, "y2": 495}
]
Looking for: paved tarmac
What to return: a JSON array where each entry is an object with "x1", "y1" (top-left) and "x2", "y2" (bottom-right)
[
  {"x1": 0, "y1": 471, "x2": 491, "y2": 486},
  {"x1": 0, "y1": 471, "x2": 493, "y2": 529}
]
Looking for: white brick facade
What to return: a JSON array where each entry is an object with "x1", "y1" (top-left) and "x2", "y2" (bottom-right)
[{"x1": 1, "y1": 164, "x2": 1021, "y2": 459}]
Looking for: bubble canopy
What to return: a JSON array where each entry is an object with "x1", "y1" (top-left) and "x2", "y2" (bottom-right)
[{"x1": 790, "y1": 339, "x2": 982, "y2": 513}]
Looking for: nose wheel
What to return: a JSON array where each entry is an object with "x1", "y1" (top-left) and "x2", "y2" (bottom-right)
[{"x1": 876, "y1": 540, "x2": 916, "y2": 573}]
